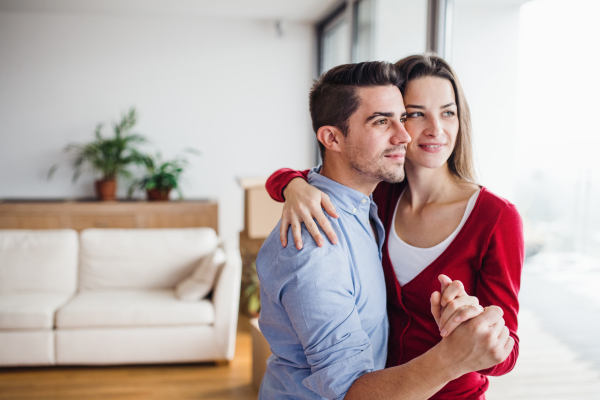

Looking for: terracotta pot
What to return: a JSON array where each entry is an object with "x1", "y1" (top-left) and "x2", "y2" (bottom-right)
[
  {"x1": 146, "y1": 188, "x2": 172, "y2": 201},
  {"x1": 95, "y1": 179, "x2": 117, "y2": 201}
]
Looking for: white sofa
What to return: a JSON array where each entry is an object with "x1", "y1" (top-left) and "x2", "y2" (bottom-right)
[{"x1": 0, "y1": 228, "x2": 242, "y2": 367}]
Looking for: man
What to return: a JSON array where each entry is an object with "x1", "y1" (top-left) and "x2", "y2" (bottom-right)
[{"x1": 256, "y1": 62, "x2": 512, "y2": 400}]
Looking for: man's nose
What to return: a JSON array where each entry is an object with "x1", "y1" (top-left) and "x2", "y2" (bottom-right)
[{"x1": 391, "y1": 121, "x2": 411, "y2": 145}]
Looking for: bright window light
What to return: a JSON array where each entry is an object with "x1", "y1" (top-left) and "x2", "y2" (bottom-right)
[{"x1": 516, "y1": 0, "x2": 600, "y2": 263}]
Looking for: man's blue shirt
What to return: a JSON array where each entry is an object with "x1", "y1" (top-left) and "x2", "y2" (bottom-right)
[{"x1": 256, "y1": 167, "x2": 389, "y2": 400}]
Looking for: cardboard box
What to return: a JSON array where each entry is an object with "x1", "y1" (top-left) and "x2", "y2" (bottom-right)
[
  {"x1": 238, "y1": 177, "x2": 284, "y2": 239},
  {"x1": 250, "y1": 317, "x2": 272, "y2": 391}
]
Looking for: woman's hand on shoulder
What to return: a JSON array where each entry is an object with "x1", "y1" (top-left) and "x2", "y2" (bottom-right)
[
  {"x1": 280, "y1": 177, "x2": 340, "y2": 250},
  {"x1": 430, "y1": 274, "x2": 484, "y2": 337}
]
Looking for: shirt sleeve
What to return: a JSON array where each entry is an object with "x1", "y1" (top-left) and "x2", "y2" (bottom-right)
[
  {"x1": 476, "y1": 203, "x2": 524, "y2": 376},
  {"x1": 272, "y1": 240, "x2": 375, "y2": 399},
  {"x1": 265, "y1": 168, "x2": 310, "y2": 202}
]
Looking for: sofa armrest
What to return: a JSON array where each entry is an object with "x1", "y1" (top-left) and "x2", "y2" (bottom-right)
[{"x1": 212, "y1": 246, "x2": 242, "y2": 360}]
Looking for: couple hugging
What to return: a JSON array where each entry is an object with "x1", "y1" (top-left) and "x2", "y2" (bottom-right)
[{"x1": 256, "y1": 54, "x2": 523, "y2": 400}]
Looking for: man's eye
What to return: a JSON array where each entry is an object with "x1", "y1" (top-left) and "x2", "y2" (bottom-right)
[
  {"x1": 400, "y1": 117, "x2": 407, "y2": 124},
  {"x1": 375, "y1": 119, "x2": 387, "y2": 125}
]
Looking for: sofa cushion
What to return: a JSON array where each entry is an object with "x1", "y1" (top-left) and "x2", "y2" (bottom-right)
[
  {"x1": 79, "y1": 228, "x2": 219, "y2": 291},
  {"x1": 176, "y1": 247, "x2": 227, "y2": 301},
  {"x1": 0, "y1": 230, "x2": 78, "y2": 293},
  {"x1": 55, "y1": 325, "x2": 221, "y2": 365},
  {"x1": 0, "y1": 331, "x2": 55, "y2": 366},
  {"x1": 0, "y1": 292, "x2": 74, "y2": 330},
  {"x1": 55, "y1": 290, "x2": 215, "y2": 329}
]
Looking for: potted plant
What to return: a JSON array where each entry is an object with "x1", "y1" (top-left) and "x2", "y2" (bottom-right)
[
  {"x1": 49, "y1": 108, "x2": 148, "y2": 201},
  {"x1": 128, "y1": 149, "x2": 199, "y2": 201}
]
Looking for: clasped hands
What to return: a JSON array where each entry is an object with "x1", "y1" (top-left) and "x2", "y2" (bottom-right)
[
  {"x1": 432, "y1": 274, "x2": 514, "y2": 372},
  {"x1": 430, "y1": 274, "x2": 483, "y2": 338}
]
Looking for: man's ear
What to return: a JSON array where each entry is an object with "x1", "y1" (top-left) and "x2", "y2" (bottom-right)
[{"x1": 317, "y1": 126, "x2": 343, "y2": 154}]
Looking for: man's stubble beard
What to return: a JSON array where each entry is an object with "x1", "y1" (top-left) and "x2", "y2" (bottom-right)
[{"x1": 346, "y1": 143, "x2": 406, "y2": 184}]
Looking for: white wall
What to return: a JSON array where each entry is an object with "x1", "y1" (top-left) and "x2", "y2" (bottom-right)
[
  {"x1": 0, "y1": 10, "x2": 316, "y2": 247},
  {"x1": 451, "y1": 1, "x2": 524, "y2": 201}
]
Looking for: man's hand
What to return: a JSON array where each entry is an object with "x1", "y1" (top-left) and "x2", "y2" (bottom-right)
[
  {"x1": 280, "y1": 177, "x2": 339, "y2": 249},
  {"x1": 345, "y1": 303, "x2": 511, "y2": 400},
  {"x1": 430, "y1": 275, "x2": 483, "y2": 337},
  {"x1": 439, "y1": 305, "x2": 514, "y2": 374}
]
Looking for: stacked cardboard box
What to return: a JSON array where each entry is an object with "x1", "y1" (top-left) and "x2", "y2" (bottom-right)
[{"x1": 238, "y1": 178, "x2": 284, "y2": 317}]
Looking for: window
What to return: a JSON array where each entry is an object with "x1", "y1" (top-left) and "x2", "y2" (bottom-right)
[
  {"x1": 317, "y1": 0, "x2": 427, "y2": 75},
  {"x1": 451, "y1": 0, "x2": 600, "y2": 389},
  {"x1": 320, "y1": 10, "x2": 352, "y2": 73}
]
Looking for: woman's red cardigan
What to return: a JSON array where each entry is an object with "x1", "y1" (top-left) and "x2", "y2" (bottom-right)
[{"x1": 266, "y1": 169, "x2": 524, "y2": 400}]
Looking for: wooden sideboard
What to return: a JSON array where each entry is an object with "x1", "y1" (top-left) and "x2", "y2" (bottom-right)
[{"x1": 0, "y1": 200, "x2": 218, "y2": 233}]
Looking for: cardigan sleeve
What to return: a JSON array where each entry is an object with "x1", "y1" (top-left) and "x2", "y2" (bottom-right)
[
  {"x1": 265, "y1": 168, "x2": 310, "y2": 202},
  {"x1": 475, "y1": 202, "x2": 524, "y2": 376}
]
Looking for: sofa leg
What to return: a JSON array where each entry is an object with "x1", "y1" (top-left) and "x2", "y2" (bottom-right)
[{"x1": 215, "y1": 360, "x2": 230, "y2": 367}]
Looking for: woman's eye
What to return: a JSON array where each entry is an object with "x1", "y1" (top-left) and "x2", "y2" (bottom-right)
[
  {"x1": 407, "y1": 112, "x2": 423, "y2": 118},
  {"x1": 443, "y1": 111, "x2": 456, "y2": 117}
]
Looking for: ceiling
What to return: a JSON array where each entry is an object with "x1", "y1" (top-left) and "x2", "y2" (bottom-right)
[{"x1": 0, "y1": 0, "x2": 343, "y2": 23}]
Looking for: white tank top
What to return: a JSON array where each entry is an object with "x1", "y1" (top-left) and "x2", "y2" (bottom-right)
[{"x1": 388, "y1": 188, "x2": 480, "y2": 286}]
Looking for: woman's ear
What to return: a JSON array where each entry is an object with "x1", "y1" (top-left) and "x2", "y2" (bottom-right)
[{"x1": 317, "y1": 126, "x2": 343, "y2": 155}]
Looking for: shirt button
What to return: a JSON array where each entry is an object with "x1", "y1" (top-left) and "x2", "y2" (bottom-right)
[
  {"x1": 352, "y1": 207, "x2": 357, "y2": 213},
  {"x1": 361, "y1": 198, "x2": 367, "y2": 204}
]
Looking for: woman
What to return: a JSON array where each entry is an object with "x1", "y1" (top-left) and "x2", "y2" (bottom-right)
[{"x1": 265, "y1": 54, "x2": 524, "y2": 399}]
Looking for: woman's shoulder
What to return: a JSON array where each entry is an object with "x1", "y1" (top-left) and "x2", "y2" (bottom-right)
[
  {"x1": 479, "y1": 186, "x2": 516, "y2": 208},
  {"x1": 477, "y1": 186, "x2": 522, "y2": 223},
  {"x1": 473, "y1": 187, "x2": 524, "y2": 255}
]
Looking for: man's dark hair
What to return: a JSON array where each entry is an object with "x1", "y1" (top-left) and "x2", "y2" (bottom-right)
[{"x1": 309, "y1": 61, "x2": 403, "y2": 160}]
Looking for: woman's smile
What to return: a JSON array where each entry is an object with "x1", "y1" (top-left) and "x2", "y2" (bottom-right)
[{"x1": 418, "y1": 143, "x2": 446, "y2": 153}]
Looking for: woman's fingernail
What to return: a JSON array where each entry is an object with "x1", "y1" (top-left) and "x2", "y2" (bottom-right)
[{"x1": 440, "y1": 328, "x2": 447, "y2": 337}]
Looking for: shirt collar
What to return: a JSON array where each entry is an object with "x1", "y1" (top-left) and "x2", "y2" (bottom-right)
[{"x1": 307, "y1": 166, "x2": 373, "y2": 215}]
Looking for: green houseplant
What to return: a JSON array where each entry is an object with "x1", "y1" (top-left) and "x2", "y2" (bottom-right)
[
  {"x1": 49, "y1": 108, "x2": 148, "y2": 201},
  {"x1": 128, "y1": 149, "x2": 199, "y2": 201}
]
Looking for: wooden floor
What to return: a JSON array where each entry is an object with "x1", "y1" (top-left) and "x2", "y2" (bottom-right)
[
  {"x1": 0, "y1": 317, "x2": 257, "y2": 400},
  {"x1": 2, "y1": 311, "x2": 599, "y2": 399}
]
